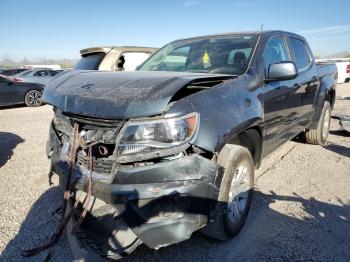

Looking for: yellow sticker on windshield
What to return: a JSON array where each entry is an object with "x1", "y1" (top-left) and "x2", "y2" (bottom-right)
[{"x1": 202, "y1": 51, "x2": 211, "y2": 68}]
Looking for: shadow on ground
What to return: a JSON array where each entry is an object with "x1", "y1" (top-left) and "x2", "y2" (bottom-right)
[
  {"x1": 323, "y1": 143, "x2": 350, "y2": 158},
  {"x1": 0, "y1": 187, "x2": 71, "y2": 261},
  {"x1": 0, "y1": 132, "x2": 25, "y2": 167},
  {"x1": 336, "y1": 96, "x2": 350, "y2": 101},
  {"x1": 1, "y1": 186, "x2": 349, "y2": 261},
  {"x1": 0, "y1": 104, "x2": 27, "y2": 110},
  {"x1": 329, "y1": 129, "x2": 350, "y2": 137}
]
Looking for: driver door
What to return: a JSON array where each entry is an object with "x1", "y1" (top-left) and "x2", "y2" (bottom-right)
[{"x1": 262, "y1": 35, "x2": 301, "y2": 155}]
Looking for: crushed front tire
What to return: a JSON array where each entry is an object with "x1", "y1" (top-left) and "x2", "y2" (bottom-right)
[{"x1": 201, "y1": 144, "x2": 254, "y2": 241}]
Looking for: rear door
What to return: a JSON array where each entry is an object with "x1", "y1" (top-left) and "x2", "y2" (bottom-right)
[
  {"x1": 286, "y1": 36, "x2": 319, "y2": 128},
  {"x1": 262, "y1": 34, "x2": 301, "y2": 155}
]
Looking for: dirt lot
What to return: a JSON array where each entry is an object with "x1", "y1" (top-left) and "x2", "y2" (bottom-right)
[{"x1": 0, "y1": 83, "x2": 349, "y2": 261}]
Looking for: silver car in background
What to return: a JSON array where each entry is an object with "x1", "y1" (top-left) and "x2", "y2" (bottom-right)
[{"x1": 11, "y1": 69, "x2": 62, "y2": 85}]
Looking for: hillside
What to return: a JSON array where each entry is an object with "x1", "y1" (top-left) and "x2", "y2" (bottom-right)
[
  {"x1": 0, "y1": 58, "x2": 78, "y2": 69},
  {"x1": 325, "y1": 51, "x2": 350, "y2": 59}
]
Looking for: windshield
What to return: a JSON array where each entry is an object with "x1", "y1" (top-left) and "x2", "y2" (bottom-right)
[
  {"x1": 74, "y1": 52, "x2": 106, "y2": 70},
  {"x1": 139, "y1": 34, "x2": 258, "y2": 75},
  {"x1": 15, "y1": 70, "x2": 32, "y2": 77}
]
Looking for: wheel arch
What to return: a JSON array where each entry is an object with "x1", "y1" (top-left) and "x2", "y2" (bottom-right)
[
  {"x1": 325, "y1": 88, "x2": 336, "y2": 110},
  {"x1": 228, "y1": 126, "x2": 263, "y2": 168},
  {"x1": 309, "y1": 83, "x2": 336, "y2": 129}
]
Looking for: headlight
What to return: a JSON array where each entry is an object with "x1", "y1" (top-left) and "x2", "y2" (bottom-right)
[{"x1": 116, "y1": 112, "x2": 199, "y2": 162}]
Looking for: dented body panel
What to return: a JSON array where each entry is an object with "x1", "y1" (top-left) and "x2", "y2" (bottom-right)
[
  {"x1": 43, "y1": 70, "x2": 233, "y2": 119},
  {"x1": 165, "y1": 73, "x2": 264, "y2": 153}
]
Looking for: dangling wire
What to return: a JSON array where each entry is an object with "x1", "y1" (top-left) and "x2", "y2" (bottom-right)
[
  {"x1": 22, "y1": 123, "x2": 80, "y2": 261},
  {"x1": 71, "y1": 144, "x2": 93, "y2": 234}
]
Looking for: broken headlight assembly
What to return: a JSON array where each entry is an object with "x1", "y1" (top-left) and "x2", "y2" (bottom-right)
[{"x1": 115, "y1": 112, "x2": 199, "y2": 163}]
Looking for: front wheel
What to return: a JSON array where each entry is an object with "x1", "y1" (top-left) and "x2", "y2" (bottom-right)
[
  {"x1": 24, "y1": 90, "x2": 43, "y2": 107},
  {"x1": 305, "y1": 101, "x2": 331, "y2": 145},
  {"x1": 201, "y1": 145, "x2": 254, "y2": 240}
]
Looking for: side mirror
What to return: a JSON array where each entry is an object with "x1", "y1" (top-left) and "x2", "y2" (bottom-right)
[{"x1": 266, "y1": 61, "x2": 298, "y2": 81}]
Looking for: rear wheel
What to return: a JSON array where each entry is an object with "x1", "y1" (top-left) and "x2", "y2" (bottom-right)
[
  {"x1": 305, "y1": 101, "x2": 331, "y2": 145},
  {"x1": 25, "y1": 90, "x2": 43, "y2": 107},
  {"x1": 201, "y1": 145, "x2": 254, "y2": 240}
]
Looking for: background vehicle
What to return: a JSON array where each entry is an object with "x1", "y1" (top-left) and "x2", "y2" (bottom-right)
[
  {"x1": 74, "y1": 46, "x2": 158, "y2": 71},
  {"x1": 26, "y1": 64, "x2": 62, "y2": 70},
  {"x1": 0, "y1": 68, "x2": 29, "y2": 77},
  {"x1": 44, "y1": 31, "x2": 337, "y2": 260},
  {"x1": 11, "y1": 69, "x2": 62, "y2": 85},
  {"x1": 0, "y1": 75, "x2": 44, "y2": 107}
]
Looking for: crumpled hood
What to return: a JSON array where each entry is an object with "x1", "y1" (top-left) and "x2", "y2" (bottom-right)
[{"x1": 43, "y1": 70, "x2": 232, "y2": 119}]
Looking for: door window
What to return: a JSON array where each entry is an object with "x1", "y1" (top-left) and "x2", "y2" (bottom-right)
[
  {"x1": 33, "y1": 70, "x2": 48, "y2": 77},
  {"x1": 49, "y1": 70, "x2": 60, "y2": 76},
  {"x1": 289, "y1": 38, "x2": 311, "y2": 70},
  {"x1": 263, "y1": 36, "x2": 290, "y2": 74}
]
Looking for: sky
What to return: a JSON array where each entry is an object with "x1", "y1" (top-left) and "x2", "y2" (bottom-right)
[{"x1": 1, "y1": 0, "x2": 350, "y2": 61}]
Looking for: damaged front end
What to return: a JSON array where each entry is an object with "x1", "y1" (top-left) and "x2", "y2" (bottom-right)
[{"x1": 47, "y1": 107, "x2": 221, "y2": 260}]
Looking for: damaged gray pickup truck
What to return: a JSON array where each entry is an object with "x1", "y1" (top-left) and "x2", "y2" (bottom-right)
[{"x1": 44, "y1": 31, "x2": 337, "y2": 260}]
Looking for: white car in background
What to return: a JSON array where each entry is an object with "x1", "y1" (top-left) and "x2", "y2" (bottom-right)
[
  {"x1": 74, "y1": 46, "x2": 158, "y2": 71},
  {"x1": 11, "y1": 69, "x2": 62, "y2": 85}
]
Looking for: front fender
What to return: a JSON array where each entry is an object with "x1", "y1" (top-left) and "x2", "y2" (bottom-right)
[{"x1": 165, "y1": 76, "x2": 263, "y2": 153}]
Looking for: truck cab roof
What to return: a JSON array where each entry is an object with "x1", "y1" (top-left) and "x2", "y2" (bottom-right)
[{"x1": 80, "y1": 46, "x2": 158, "y2": 56}]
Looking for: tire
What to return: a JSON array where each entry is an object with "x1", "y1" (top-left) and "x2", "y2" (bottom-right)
[
  {"x1": 24, "y1": 90, "x2": 43, "y2": 107},
  {"x1": 201, "y1": 145, "x2": 254, "y2": 240},
  {"x1": 305, "y1": 101, "x2": 331, "y2": 145}
]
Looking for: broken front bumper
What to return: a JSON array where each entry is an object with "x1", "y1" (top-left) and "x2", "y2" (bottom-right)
[{"x1": 48, "y1": 124, "x2": 220, "y2": 260}]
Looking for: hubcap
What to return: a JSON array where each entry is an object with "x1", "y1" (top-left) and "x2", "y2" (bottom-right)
[
  {"x1": 322, "y1": 108, "x2": 331, "y2": 140},
  {"x1": 227, "y1": 162, "x2": 251, "y2": 224},
  {"x1": 27, "y1": 90, "x2": 42, "y2": 106}
]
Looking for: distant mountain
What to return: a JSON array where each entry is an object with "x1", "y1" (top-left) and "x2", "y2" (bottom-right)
[
  {"x1": 325, "y1": 51, "x2": 350, "y2": 59},
  {"x1": 0, "y1": 58, "x2": 78, "y2": 68}
]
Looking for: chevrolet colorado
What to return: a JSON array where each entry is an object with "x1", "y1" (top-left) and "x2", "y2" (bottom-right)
[{"x1": 43, "y1": 31, "x2": 337, "y2": 260}]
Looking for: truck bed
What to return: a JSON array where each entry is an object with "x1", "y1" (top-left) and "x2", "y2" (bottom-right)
[{"x1": 316, "y1": 62, "x2": 338, "y2": 79}]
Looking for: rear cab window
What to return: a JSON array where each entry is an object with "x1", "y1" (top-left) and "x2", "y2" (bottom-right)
[
  {"x1": 120, "y1": 52, "x2": 151, "y2": 71},
  {"x1": 75, "y1": 52, "x2": 106, "y2": 70},
  {"x1": 288, "y1": 37, "x2": 312, "y2": 71}
]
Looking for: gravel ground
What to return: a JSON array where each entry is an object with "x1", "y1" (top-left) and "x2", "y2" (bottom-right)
[{"x1": 0, "y1": 83, "x2": 349, "y2": 261}]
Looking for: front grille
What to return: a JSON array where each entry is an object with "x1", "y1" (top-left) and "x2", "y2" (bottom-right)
[
  {"x1": 64, "y1": 111, "x2": 124, "y2": 128},
  {"x1": 52, "y1": 109, "x2": 124, "y2": 175},
  {"x1": 76, "y1": 150, "x2": 114, "y2": 174}
]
